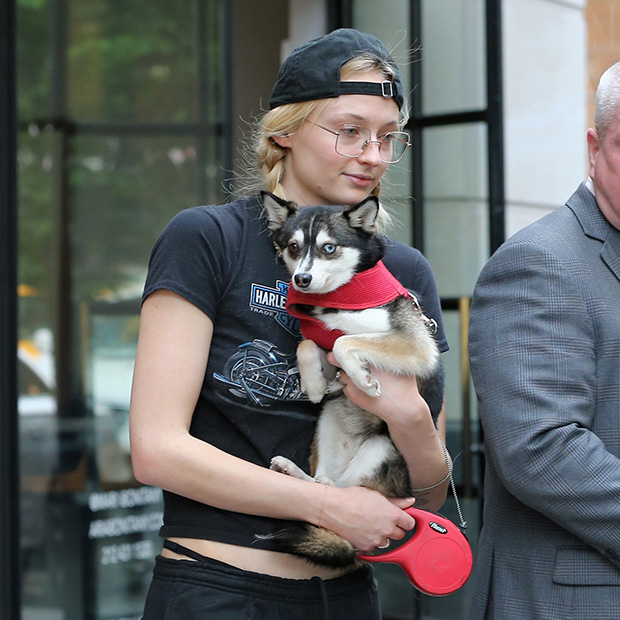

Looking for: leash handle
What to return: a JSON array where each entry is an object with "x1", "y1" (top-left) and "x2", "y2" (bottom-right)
[{"x1": 358, "y1": 507, "x2": 473, "y2": 596}]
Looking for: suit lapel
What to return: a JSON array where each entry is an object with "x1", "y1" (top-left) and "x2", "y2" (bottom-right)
[
  {"x1": 601, "y1": 227, "x2": 620, "y2": 284},
  {"x1": 566, "y1": 182, "x2": 620, "y2": 284}
]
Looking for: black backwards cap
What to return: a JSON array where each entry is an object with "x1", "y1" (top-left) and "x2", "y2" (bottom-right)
[{"x1": 269, "y1": 28, "x2": 404, "y2": 110}]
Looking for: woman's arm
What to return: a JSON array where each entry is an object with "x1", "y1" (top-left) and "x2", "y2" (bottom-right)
[
  {"x1": 326, "y1": 354, "x2": 450, "y2": 511},
  {"x1": 130, "y1": 289, "x2": 416, "y2": 551}
]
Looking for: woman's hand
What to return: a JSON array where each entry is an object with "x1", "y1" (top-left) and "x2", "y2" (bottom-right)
[
  {"x1": 318, "y1": 484, "x2": 416, "y2": 552},
  {"x1": 326, "y1": 351, "x2": 450, "y2": 512},
  {"x1": 329, "y1": 353, "x2": 431, "y2": 426}
]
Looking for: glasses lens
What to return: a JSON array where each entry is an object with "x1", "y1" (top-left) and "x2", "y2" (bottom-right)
[
  {"x1": 382, "y1": 132, "x2": 410, "y2": 163},
  {"x1": 335, "y1": 125, "x2": 370, "y2": 158},
  {"x1": 334, "y1": 126, "x2": 410, "y2": 163}
]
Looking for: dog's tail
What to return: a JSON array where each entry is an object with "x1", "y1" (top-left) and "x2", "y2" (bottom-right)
[{"x1": 257, "y1": 524, "x2": 358, "y2": 567}]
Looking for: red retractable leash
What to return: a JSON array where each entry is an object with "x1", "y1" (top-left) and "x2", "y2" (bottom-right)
[{"x1": 358, "y1": 506, "x2": 473, "y2": 596}]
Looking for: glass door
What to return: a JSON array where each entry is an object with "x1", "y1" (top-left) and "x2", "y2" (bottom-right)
[{"x1": 17, "y1": 1, "x2": 228, "y2": 617}]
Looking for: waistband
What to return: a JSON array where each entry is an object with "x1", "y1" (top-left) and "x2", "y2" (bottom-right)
[{"x1": 152, "y1": 553, "x2": 375, "y2": 602}]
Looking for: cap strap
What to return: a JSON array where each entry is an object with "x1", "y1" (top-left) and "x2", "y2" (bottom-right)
[{"x1": 339, "y1": 81, "x2": 395, "y2": 99}]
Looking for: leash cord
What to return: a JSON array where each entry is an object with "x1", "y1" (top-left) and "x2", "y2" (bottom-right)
[{"x1": 411, "y1": 437, "x2": 468, "y2": 533}]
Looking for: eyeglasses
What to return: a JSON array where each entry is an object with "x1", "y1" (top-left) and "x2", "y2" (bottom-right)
[{"x1": 307, "y1": 120, "x2": 411, "y2": 164}]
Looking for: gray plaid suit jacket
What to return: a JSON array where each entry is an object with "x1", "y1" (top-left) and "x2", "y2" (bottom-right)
[{"x1": 468, "y1": 183, "x2": 620, "y2": 619}]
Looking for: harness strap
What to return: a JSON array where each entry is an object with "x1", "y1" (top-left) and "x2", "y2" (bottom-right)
[
  {"x1": 286, "y1": 260, "x2": 410, "y2": 351},
  {"x1": 163, "y1": 540, "x2": 211, "y2": 563}
]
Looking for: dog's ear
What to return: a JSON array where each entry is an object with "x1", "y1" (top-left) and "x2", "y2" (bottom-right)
[
  {"x1": 261, "y1": 191, "x2": 298, "y2": 232},
  {"x1": 344, "y1": 196, "x2": 379, "y2": 233}
]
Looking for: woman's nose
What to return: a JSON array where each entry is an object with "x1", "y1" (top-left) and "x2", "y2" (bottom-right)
[{"x1": 356, "y1": 140, "x2": 383, "y2": 166}]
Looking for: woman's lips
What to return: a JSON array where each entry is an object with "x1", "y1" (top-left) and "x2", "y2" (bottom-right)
[{"x1": 344, "y1": 173, "x2": 374, "y2": 187}]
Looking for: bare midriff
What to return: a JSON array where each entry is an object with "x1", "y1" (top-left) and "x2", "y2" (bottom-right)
[{"x1": 161, "y1": 537, "x2": 359, "y2": 580}]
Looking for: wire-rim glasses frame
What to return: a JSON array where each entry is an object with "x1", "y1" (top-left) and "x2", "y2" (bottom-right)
[{"x1": 306, "y1": 120, "x2": 411, "y2": 164}]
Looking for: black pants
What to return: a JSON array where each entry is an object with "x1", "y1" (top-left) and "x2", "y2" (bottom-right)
[{"x1": 142, "y1": 553, "x2": 381, "y2": 620}]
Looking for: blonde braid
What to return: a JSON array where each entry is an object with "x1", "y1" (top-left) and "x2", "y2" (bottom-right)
[{"x1": 259, "y1": 137, "x2": 287, "y2": 198}]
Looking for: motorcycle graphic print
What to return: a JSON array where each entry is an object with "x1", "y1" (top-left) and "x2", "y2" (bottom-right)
[{"x1": 214, "y1": 339, "x2": 307, "y2": 407}]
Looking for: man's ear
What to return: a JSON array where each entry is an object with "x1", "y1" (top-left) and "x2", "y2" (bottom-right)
[
  {"x1": 344, "y1": 196, "x2": 380, "y2": 234},
  {"x1": 261, "y1": 191, "x2": 298, "y2": 232},
  {"x1": 587, "y1": 128, "x2": 599, "y2": 179}
]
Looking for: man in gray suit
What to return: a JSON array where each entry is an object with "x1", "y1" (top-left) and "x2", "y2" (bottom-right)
[{"x1": 469, "y1": 61, "x2": 620, "y2": 619}]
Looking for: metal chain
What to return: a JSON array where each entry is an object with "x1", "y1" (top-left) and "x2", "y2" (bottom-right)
[{"x1": 411, "y1": 437, "x2": 468, "y2": 533}]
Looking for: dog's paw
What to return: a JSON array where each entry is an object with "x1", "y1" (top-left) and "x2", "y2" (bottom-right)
[
  {"x1": 297, "y1": 339, "x2": 327, "y2": 402},
  {"x1": 346, "y1": 364, "x2": 382, "y2": 398},
  {"x1": 362, "y1": 369, "x2": 382, "y2": 397},
  {"x1": 363, "y1": 373, "x2": 382, "y2": 397},
  {"x1": 270, "y1": 456, "x2": 294, "y2": 475},
  {"x1": 301, "y1": 376, "x2": 327, "y2": 403},
  {"x1": 270, "y1": 456, "x2": 314, "y2": 482},
  {"x1": 326, "y1": 375, "x2": 344, "y2": 394}
]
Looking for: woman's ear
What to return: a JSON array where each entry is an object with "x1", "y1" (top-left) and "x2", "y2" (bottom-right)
[{"x1": 272, "y1": 133, "x2": 293, "y2": 149}]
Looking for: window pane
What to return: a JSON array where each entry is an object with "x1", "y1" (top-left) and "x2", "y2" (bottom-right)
[
  {"x1": 423, "y1": 123, "x2": 489, "y2": 297},
  {"x1": 71, "y1": 135, "x2": 199, "y2": 301},
  {"x1": 67, "y1": 0, "x2": 200, "y2": 122},
  {"x1": 421, "y1": 0, "x2": 486, "y2": 115},
  {"x1": 352, "y1": 1, "x2": 416, "y2": 249},
  {"x1": 18, "y1": 126, "x2": 55, "y2": 317},
  {"x1": 352, "y1": 0, "x2": 413, "y2": 105},
  {"x1": 17, "y1": 0, "x2": 54, "y2": 121},
  {"x1": 382, "y1": 146, "x2": 413, "y2": 245}
]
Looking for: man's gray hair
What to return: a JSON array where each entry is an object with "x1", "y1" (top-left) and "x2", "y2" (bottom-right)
[{"x1": 595, "y1": 61, "x2": 620, "y2": 140}]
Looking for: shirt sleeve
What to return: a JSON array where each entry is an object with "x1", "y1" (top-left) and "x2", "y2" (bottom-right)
[{"x1": 142, "y1": 206, "x2": 239, "y2": 321}]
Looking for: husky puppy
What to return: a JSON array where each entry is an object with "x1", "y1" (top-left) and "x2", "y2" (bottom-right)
[{"x1": 261, "y1": 191, "x2": 444, "y2": 567}]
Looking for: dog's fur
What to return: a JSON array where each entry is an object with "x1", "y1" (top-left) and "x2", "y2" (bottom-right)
[{"x1": 261, "y1": 191, "x2": 444, "y2": 567}]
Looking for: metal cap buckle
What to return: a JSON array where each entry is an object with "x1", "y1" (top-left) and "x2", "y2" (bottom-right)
[{"x1": 381, "y1": 81, "x2": 394, "y2": 98}]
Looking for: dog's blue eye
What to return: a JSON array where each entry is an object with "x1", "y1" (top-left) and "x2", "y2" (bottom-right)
[{"x1": 322, "y1": 243, "x2": 337, "y2": 255}]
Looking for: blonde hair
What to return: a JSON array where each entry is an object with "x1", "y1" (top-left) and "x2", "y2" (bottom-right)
[
  {"x1": 239, "y1": 54, "x2": 407, "y2": 230},
  {"x1": 257, "y1": 99, "x2": 325, "y2": 199}
]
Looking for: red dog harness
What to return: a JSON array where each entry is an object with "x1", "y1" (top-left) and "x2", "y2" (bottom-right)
[{"x1": 285, "y1": 260, "x2": 411, "y2": 351}]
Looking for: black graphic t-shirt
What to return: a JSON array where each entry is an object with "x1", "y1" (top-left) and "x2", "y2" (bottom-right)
[{"x1": 142, "y1": 194, "x2": 448, "y2": 548}]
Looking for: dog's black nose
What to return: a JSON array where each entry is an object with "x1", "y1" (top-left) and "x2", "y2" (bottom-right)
[{"x1": 294, "y1": 273, "x2": 312, "y2": 288}]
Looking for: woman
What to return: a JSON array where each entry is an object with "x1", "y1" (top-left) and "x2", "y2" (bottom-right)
[{"x1": 130, "y1": 28, "x2": 450, "y2": 620}]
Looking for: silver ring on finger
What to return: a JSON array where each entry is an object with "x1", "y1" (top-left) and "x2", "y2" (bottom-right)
[{"x1": 377, "y1": 539, "x2": 390, "y2": 550}]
